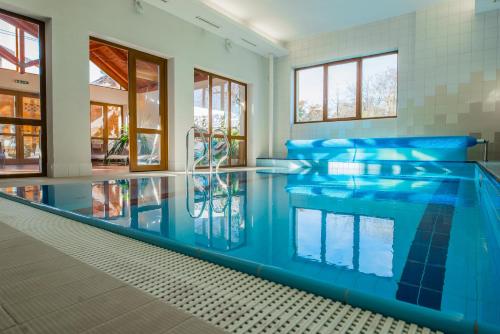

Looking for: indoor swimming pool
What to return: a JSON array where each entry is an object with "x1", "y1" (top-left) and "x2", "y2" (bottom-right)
[{"x1": 1, "y1": 162, "x2": 499, "y2": 333}]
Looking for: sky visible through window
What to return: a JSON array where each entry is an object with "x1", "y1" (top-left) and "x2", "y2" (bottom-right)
[
  {"x1": 0, "y1": 18, "x2": 40, "y2": 74},
  {"x1": 296, "y1": 53, "x2": 397, "y2": 122}
]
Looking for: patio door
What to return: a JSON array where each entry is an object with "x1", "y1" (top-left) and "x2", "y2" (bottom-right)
[{"x1": 128, "y1": 51, "x2": 167, "y2": 172}]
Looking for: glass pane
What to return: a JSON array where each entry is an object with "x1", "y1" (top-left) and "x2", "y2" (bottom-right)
[
  {"x1": 0, "y1": 17, "x2": 17, "y2": 71},
  {"x1": 107, "y1": 105, "x2": 122, "y2": 138},
  {"x1": 0, "y1": 94, "x2": 16, "y2": 118},
  {"x1": 22, "y1": 126, "x2": 41, "y2": 159},
  {"x1": 136, "y1": 60, "x2": 161, "y2": 130},
  {"x1": 362, "y1": 54, "x2": 398, "y2": 118},
  {"x1": 231, "y1": 82, "x2": 245, "y2": 136},
  {"x1": 91, "y1": 138, "x2": 104, "y2": 155},
  {"x1": 296, "y1": 66, "x2": 324, "y2": 122},
  {"x1": 212, "y1": 77, "x2": 229, "y2": 132},
  {"x1": 137, "y1": 133, "x2": 160, "y2": 166},
  {"x1": 22, "y1": 97, "x2": 41, "y2": 120},
  {"x1": 89, "y1": 61, "x2": 123, "y2": 90},
  {"x1": 327, "y1": 62, "x2": 357, "y2": 119},
  {"x1": 194, "y1": 70, "x2": 209, "y2": 132},
  {"x1": 24, "y1": 30, "x2": 40, "y2": 75},
  {"x1": 230, "y1": 139, "x2": 246, "y2": 166},
  {"x1": 90, "y1": 104, "x2": 104, "y2": 138},
  {"x1": 0, "y1": 124, "x2": 16, "y2": 159}
]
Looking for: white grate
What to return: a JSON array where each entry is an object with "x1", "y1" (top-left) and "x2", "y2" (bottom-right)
[{"x1": 0, "y1": 198, "x2": 442, "y2": 334}]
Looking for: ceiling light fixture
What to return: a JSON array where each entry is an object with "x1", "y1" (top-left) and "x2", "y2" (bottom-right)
[{"x1": 195, "y1": 16, "x2": 220, "y2": 29}]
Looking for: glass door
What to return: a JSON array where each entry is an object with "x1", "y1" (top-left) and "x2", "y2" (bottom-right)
[
  {"x1": 128, "y1": 51, "x2": 167, "y2": 171},
  {"x1": 0, "y1": 10, "x2": 46, "y2": 177}
]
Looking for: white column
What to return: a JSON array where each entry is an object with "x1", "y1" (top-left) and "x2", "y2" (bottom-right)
[{"x1": 268, "y1": 53, "x2": 274, "y2": 157}]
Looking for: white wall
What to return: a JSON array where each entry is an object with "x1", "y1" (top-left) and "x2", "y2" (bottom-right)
[
  {"x1": 0, "y1": 0, "x2": 270, "y2": 176},
  {"x1": 274, "y1": 0, "x2": 500, "y2": 160}
]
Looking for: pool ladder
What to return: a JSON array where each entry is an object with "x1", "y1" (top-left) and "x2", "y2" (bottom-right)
[
  {"x1": 185, "y1": 126, "x2": 229, "y2": 174},
  {"x1": 185, "y1": 126, "x2": 230, "y2": 219}
]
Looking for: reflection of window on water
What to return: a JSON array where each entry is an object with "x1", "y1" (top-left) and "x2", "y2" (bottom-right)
[
  {"x1": 193, "y1": 173, "x2": 246, "y2": 251},
  {"x1": 2, "y1": 185, "x2": 43, "y2": 202},
  {"x1": 295, "y1": 208, "x2": 394, "y2": 277},
  {"x1": 92, "y1": 181, "x2": 128, "y2": 220}
]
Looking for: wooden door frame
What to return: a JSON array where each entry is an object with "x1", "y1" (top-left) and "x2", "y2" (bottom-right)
[
  {"x1": 128, "y1": 49, "x2": 168, "y2": 172},
  {"x1": 0, "y1": 8, "x2": 47, "y2": 178}
]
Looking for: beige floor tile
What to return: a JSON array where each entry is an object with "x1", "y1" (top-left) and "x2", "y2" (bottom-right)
[
  {"x1": 0, "y1": 243, "x2": 61, "y2": 270},
  {"x1": 18, "y1": 286, "x2": 154, "y2": 334},
  {"x1": 0, "y1": 265, "x2": 100, "y2": 304},
  {"x1": 5, "y1": 274, "x2": 125, "y2": 323},
  {"x1": 0, "y1": 237, "x2": 40, "y2": 251},
  {"x1": 0, "y1": 256, "x2": 77, "y2": 285},
  {"x1": 84, "y1": 300, "x2": 191, "y2": 334},
  {"x1": 0, "y1": 306, "x2": 15, "y2": 331}
]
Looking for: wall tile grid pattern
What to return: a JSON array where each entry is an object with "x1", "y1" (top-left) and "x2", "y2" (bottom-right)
[{"x1": 275, "y1": 0, "x2": 500, "y2": 160}]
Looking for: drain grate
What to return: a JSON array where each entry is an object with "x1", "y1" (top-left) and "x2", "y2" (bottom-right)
[{"x1": 0, "y1": 199, "x2": 441, "y2": 334}]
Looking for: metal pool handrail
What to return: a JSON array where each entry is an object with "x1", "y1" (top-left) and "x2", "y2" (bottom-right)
[
  {"x1": 476, "y1": 138, "x2": 489, "y2": 162},
  {"x1": 185, "y1": 126, "x2": 208, "y2": 174},
  {"x1": 209, "y1": 128, "x2": 230, "y2": 174}
]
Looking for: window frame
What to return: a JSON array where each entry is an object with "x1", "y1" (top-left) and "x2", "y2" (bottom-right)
[
  {"x1": 294, "y1": 51, "x2": 398, "y2": 124},
  {"x1": 89, "y1": 101, "x2": 124, "y2": 156},
  {"x1": 0, "y1": 8, "x2": 46, "y2": 178},
  {"x1": 194, "y1": 68, "x2": 248, "y2": 167}
]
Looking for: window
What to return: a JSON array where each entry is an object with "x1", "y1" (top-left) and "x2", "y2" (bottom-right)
[
  {"x1": 294, "y1": 208, "x2": 394, "y2": 278},
  {"x1": 0, "y1": 12, "x2": 40, "y2": 74},
  {"x1": 0, "y1": 9, "x2": 45, "y2": 177},
  {"x1": 194, "y1": 69, "x2": 247, "y2": 167},
  {"x1": 90, "y1": 102, "x2": 125, "y2": 157},
  {"x1": 0, "y1": 90, "x2": 42, "y2": 166},
  {"x1": 295, "y1": 52, "x2": 397, "y2": 123}
]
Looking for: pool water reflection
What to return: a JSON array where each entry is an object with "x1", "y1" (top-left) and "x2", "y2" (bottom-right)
[{"x1": 1, "y1": 167, "x2": 499, "y2": 331}]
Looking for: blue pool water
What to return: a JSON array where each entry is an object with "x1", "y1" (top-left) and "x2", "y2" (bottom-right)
[{"x1": 1, "y1": 162, "x2": 499, "y2": 333}]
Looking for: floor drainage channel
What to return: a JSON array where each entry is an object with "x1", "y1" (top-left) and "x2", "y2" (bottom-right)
[{"x1": 0, "y1": 198, "x2": 442, "y2": 334}]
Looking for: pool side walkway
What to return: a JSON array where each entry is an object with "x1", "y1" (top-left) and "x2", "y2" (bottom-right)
[
  {"x1": 0, "y1": 197, "x2": 442, "y2": 334},
  {"x1": 0, "y1": 222, "x2": 223, "y2": 334}
]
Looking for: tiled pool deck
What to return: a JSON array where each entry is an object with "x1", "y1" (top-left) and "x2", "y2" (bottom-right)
[{"x1": 0, "y1": 222, "x2": 223, "y2": 334}]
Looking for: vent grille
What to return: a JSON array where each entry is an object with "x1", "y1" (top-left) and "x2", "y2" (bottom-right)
[
  {"x1": 241, "y1": 38, "x2": 257, "y2": 47},
  {"x1": 195, "y1": 16, "x2": 220, "y2": 29}
]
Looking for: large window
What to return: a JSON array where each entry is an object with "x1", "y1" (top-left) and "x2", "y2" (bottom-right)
[
  {"x1": 90, "y1": 102, "x2": 125, "y2": 159},
  {"x1": 194, "y1": 69, "x2": 247, "y2": 167},
  {"x1": 0, "y1": 10, "x2": 45, "y2": 177},
  {"x1": 295, "y1": 52, "x2": 397, "y2": 123}
]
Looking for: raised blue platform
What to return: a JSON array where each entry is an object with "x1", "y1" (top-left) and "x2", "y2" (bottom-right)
[{"x1": 286, "y1": 136, "x2": 478, "y2": 162}]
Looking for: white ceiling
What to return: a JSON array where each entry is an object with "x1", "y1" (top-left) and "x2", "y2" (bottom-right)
[{"x1": 201, "y1": 0, "x2": 448, "y2": 43}]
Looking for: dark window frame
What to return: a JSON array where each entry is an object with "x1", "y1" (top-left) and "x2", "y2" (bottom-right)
[
  {"x1": 0, "y1": 8, "x2": 47, "y2": 178},
  {"x1": 294, "y1": 51, "x2": 398, "y2": 124}
]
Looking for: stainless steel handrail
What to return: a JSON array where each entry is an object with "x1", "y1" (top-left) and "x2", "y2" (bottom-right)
[
  {"x1": 476, "y1": 138, "x2": 489, "y2": 162},
  {"x1": 209, "y1": 128, "x2": 230, "y2": 174},
  {"x1": 185, "y1": 126, "x2": 208, "y2": 174}
]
